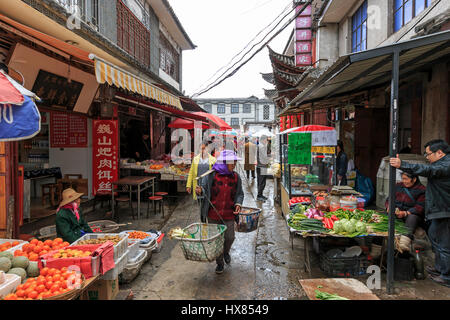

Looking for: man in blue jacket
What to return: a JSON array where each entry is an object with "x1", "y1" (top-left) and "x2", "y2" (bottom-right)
[{"x1": 390, "y1": 139, "x2": 450, "y2": 288}]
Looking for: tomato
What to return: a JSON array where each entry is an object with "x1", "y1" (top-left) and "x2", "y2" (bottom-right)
[
  {"x1": 27, "y1": 244, "x2": 36, "y2": 253},
  {"x1": 53, "y1": 238, "x2": 63, "y2": 244},
  {"x1": 50, "y1": 284, "x2": 60, "y2": 293},
  {"x1": 3, "y1": 294, "x2": 17, "y2": 300},
  {"x1": 47, "y1": 268, "x2": 56, "y2": 276},
  {"x1": 28, "y1": 291, "x2": 39, "y2": 300},
  {"x1": 60, "y1": 267, "x2": 68, "y2": 273},
  {"x1": 44, "y1": 240, "x2": 53, "y2": 246},
  {"x1": 24, "y1": 287, "x2": 34, "y2": 297},
  {"x1": 36, "y1": 284, "x2": 46, "y2": 294},
  {"x1": 52, "y1": 274, "x2": 62, "y2": 282},
  {"x1": 30, "y1": 239, "x2": 39, "y2": 245},
  {"x1": 16, "y1": 289, "x2": 26, "y2": 298},
  {"x1": 45, "y1": 281, "x2": 54, "y2": 290}
]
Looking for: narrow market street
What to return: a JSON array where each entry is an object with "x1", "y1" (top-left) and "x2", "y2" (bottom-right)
[{"x1": 119, "y1": 169, "x2": 450, "y2": 300}]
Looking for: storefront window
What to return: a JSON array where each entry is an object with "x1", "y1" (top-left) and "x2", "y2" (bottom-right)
[
  {"x1": 394, "y1": 0, "x2": 429, "y2": 32},
  {"x1": 352, "y1": 0, "x2": 367, "y2": 53}
]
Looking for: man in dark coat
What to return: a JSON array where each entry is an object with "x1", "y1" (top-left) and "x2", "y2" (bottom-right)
[
  {"x1": 390, "y1": 139, "x2": 450, "y2": 288},
  {"x1": 336, "y1": 140, "x2": 348, "y2": 185}
]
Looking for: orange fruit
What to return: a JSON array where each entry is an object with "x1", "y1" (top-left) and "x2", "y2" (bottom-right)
[
  {"x1": 60, "y1": 267, "x2": 68, "y2": 273},
  {"x1": 33, "y1": 246, "x2": 42, "y2": 254},
  {"x1": 37, "y1": 241, "x2": 44, "y2": 246},
  {"x1": 44, "y1": 240, "x2": 53, "y2": 246},
  {"x1": 62, "y1": 242, "x2": 70, "y2": 247},
  {"x1": 45, "y1": 275, "x2": 53, "y2": 282},
  {"x1": 52, "y1": 274, "x2": 62, "y2": 282},
  {"x1": 12, "y1": 241, "x2": 20, "y2": 247},
  {"x1": 48, "y1": 269, "x2": 56, "y2": 276},
  {"x1": 27, "y1": 244, "x2": 36, "y2": 253},
  {"x1": 39, "y1": 250, "x2": 48, "y2": 256},
  {"x1": 3, "y1": 294, "x2": 17, "y2": 300},
  {"x1": 53, "y1": 238, "x2": 63, "y2": 244},
  {"x1": 14, "y1": 250, "x2": 23, "y2": 257},
  {"x1": 30, "y1": 239, "x2": 39, "y2": 245},
  {"x1": 50, "y1": 284, "x2": 60, "y2": 293},
  {"x1": 24, "y1": 287, "x2": 34, "y2": 297},
  {"x1": 22, "y1": 244, "x2": 30, "y2": 252}
]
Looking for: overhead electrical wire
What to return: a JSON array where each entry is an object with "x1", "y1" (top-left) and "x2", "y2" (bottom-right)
[
  {"x1": 191, "y1": 0, "x2": 293, "y2": 97},
  {"x1": 192, "y1": 0, "x2": 312, "y2": 98}
]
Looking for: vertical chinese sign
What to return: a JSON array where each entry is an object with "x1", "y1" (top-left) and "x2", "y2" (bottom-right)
[
  {"x1": 295, "y1": 2, "x2": 313, "y2": 67},
  {"x1": 93, "y1": 120, "x2": 118, "y2": 196}
]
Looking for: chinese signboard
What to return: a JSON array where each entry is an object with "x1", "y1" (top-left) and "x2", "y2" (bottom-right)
[
  {"x1": 32, "y1": 70, "x2": 83, "y2": 111},
  {"x1": 93, "y1": 120, "x2": 119, "y2": 196},
  {"x1": 295, "y1": 2, "x2": 313, "y2": 66},
  {"x1": 50, "y1": 112, "x2": 87, "y2": 148}
]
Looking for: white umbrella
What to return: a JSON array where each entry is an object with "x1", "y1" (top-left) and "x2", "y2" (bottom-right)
[{"x1": 252, "y1": 129, "x2": 275, "y2": 138}]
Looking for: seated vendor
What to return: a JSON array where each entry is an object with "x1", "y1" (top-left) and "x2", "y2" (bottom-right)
[
  {"x1": 386, "y1": 172, "x2": 426, "y2": 252},
  {"x1": 55, "y1": 188, "x2": 93, "y2": 244}
]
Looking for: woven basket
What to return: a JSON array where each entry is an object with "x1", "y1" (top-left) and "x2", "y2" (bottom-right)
[
  {"x1": 176, "y1": 223, "x2": 226, "y2": 262},
  {"x1": 42, "y1": 275, "x2": 86, "y2": 300}
]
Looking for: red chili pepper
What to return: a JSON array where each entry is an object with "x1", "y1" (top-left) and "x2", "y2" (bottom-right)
[{"x1": 330, "y1": 215, "x2": 339, "y2": 221}]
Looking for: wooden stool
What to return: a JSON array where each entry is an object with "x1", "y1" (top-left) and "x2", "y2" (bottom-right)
[
  {"x1": 114, "y1": 196, "x2": 135, "y2": 222},
  {"x1": 41, "y1": 183, "x2": 59, "y2": 207},
  {"x1": 147, "y1": 196, "x2": 164, "y2": 218}
]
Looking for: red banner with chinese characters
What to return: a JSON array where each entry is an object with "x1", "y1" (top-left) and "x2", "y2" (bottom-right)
[
  {"x1": 50, "y1": 112, "x2": 88, "y2": 148},
  {"x1": 295, "y1": 2, "x2": 313, "y2": 66},
  {"x1": 92, "y1": 120, "x2": 118, "y2": 196}
]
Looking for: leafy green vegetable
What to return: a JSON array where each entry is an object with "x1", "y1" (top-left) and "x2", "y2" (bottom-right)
[
  {"x1": 355, "y1": 221, "x2": 367, "y2": 233},
  {"x1": 315, "y1": 290, "x2": 349, "y2": 300}
]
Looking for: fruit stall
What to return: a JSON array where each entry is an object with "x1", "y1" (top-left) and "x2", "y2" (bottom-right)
[{"x1": 0, "y1": 228, "x2": 164, "y2": 300}]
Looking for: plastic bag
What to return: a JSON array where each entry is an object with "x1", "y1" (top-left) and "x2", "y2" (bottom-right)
[{"x1": 355, "y1": 169, "x2": 374, "y2": 206}]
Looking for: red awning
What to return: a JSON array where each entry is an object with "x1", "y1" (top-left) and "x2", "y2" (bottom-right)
[
  {"x1": 0, "y1": 13, "x2": 92, "y2": 63},
  {"x1": 168, "y1": 118, "x2": 209, "y2": 130},
  {"x1": 192, "y1": 112, "x2": 232, "y2": 131},
  {"x1": 0, "y1": 71, "x2": 24, "y2": 105}
]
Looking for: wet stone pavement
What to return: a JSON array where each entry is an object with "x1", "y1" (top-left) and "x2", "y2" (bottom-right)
[{"x1": 117, "y1": 171, "x2": 450, "y2": 300}]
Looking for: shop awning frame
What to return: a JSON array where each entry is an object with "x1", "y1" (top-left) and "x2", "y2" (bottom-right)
[
  {"x1": 90, "y1": 54, "x2": 183, "y2": 110},
  {"x1": 114, "y1": 91, "x2": 207, "y2": 122},
  {"x1": 285, "y1": 30, "x2": 450, "y2": 111}
]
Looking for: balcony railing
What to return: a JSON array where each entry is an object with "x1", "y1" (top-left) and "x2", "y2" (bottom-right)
[{"x1": 53, "y1": 0, "x2": 99, "y2": 29}]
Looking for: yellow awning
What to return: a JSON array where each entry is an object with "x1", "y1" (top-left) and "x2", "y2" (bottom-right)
[{"x1": 90, "y1": 55, "x2": 182, "y2": 110}]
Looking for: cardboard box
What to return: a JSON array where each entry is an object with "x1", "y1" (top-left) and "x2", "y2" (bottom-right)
[{"x1": 81, "y1": 278, "x2": 119, "y2": 300}]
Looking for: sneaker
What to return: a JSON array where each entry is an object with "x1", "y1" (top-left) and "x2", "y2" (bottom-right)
[
  {"x1": 429, "y1": 274, "x2": 450, "y2": 288},
  {"x1": 224, "y1": 253, "x2": 231, "y2": 264},
  {"x1": 261, "y1": 195, "x2": 268, "y2": 200},
  {"x1": 215, "y1": 264, "x2": 224, "y2": 274},
  {"x1": 256, "y1": 196, "x2": 266, "y2": 201},
  {"x1": 426, "y1": 265, "x2": 440, "y2": 277}
]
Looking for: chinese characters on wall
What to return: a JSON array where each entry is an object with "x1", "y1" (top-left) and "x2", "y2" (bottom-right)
[
  {"x1": 50, "y1": 112, "x2": 87, "y2": 148},
  {"x1": 295, "y1": 2, "x2": 313, "y2": 67},
  {"x1": 93, "y1": 120, "x2": 119, "y2": 195}
]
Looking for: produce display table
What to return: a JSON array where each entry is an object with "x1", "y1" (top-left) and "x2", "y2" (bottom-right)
[
  {"x1": 284, "y1": 214, "x2": 388, "y2": 277},
  {"x1": 299, "y1": 278, "x2": 380, "y2": 300},
  {"x1": 70, "y1": 275, "x2": 100, "y2": 300}
]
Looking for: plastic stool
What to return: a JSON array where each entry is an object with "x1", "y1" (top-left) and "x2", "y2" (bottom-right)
[{"x1": 147, "y1": 196, "x2": 164, "y2": 218}]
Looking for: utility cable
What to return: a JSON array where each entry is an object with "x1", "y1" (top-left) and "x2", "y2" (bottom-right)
[
  {"x1": 191, "y1": 0, "x2": 293, "y2": 96},
  {"x1": 193, "y1": 0, "x2": 312, "y2": 98}
]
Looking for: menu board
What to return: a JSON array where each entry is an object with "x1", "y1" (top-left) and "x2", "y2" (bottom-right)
[
  {"x1": 288, "y1": 132, "x2": 312, "y2": 165},
  {"x1": 50, "y1": 112, "x2": 88, "y2": 148}
]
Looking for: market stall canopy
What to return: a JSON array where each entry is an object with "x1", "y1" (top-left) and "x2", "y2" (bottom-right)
[
  {"x1": 192, "y1": 112, "x2": 232, "y2": 131},
  {"x1": 168, "y1": 118, "x2": 210, "y2": 130},
  {"x1": 90, "y1": 54, "x2": 182, "y2": 110},
  {"x1": 281, "y1": 125, "x2": 337, "y2": 146},
  {"x1": 0, "y1": 70, "x2": 41, "y2": 141}
]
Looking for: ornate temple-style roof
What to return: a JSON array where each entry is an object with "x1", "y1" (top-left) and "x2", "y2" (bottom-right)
[
  {"x1": 261, "y1": 72, "x2": 274, "y2": 84},
  {"x1": 268, "y1": 46, "x2": 308, "y2": 73},
  {"x1": 263, "y1": 89, "x2": 278, "y2": 100}
]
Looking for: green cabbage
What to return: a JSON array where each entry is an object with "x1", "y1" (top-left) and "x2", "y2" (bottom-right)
[
  {"x1": 333, "y1": 220, "x2": 344, "y2": 233},
  {"x1": 355, "y1": 221, "x2": 367, "y2": 233},
  {"x1": 344, "y1": 221, "x2": 356, "y2": 233},
  {"x1": 340, "y1": 218, "x2": 348, "y2": 225},
  {"x1": 350, "y1": 218, "x2": 358, "y2": 225}
]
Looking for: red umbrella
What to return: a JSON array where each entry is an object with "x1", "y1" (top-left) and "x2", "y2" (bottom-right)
[
  {"x1": 192, "y1": 112, "x2": 232, "y2": 131},
  {"x1": 168, "y1": 118, "x2": 210, "y2": 130}
]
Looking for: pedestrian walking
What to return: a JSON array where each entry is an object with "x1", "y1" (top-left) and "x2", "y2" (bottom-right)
[
  {"x1": 186, "y1": 140, "x2": 216, "y2": 201},
  {"x1": 196, "y1": 150, "x2": 244, "y2": 274},
  {"x1": 244, "y1": 137, "x2": 256, "y2": 180},
  {"x1": 390, "y1": 139, "x2": 450, "y2": 288},
  {"x1": 256, "y1": 136, "x2": 269, "y2": 201}
]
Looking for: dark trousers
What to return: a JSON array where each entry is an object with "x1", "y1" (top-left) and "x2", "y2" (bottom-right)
[
  {"x1": 256, "y1": 167, "x2": 267, "y2": 197},
  {"x1": 246, "y1": 170, "x2": 255, "y2": 179},
  {"x1": 428, "y1": 218, "x2": 450, "y2": 281},
  {"x1": 209, "y1": 219, "x2": 235, "y2": 266},
  {"x1": 403, "y1": 214, "x2": 425, "y2": 240}
]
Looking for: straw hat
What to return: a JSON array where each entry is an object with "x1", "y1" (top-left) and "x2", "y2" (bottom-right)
[{"x1": 59, "y1": 188, "x2": 83, "y2": 207}]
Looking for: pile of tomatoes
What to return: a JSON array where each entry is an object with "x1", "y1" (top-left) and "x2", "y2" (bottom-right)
[
  {"x1": 0, "y1": 241, "x2": 21, "y2": 252},
  {"x1": 2, "y1": 267, "x2": 83, "y2": 300},
  {"x1": 13, "y1": 238, "x2": 70, "y2": 261},
  {"x1": 127, "y1": 231, "x2": 150, "y2": 240}
]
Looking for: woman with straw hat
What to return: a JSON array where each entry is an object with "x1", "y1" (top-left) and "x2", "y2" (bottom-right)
[{"x1": 55, "y1": 188, "x2": 93, "y2": 243}]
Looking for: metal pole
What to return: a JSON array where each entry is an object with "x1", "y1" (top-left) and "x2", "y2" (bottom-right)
[{"x1": 387, "y1": 50, "x2": 400, "y2": 294}]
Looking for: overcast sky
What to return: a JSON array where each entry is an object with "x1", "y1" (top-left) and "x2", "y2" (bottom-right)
[{"x1": 170, "y1": 0, "x2": 294, "y2": 99}]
